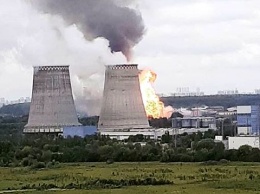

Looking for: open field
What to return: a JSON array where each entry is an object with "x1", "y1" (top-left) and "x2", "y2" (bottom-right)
[{"x1": 1, "y1": 162, "x2": 260, "y2": 193}]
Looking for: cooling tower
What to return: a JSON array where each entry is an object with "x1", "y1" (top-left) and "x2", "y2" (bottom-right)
[
  {"x1": 24, "y1": 66, "x2": 81, "y2": 133},
  {"x1": 98, "y1": 64, "x2": 150, "y2": 131}
]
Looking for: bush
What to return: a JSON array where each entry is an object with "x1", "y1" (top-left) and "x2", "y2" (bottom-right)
[
  {"x1": 201, "y1": 160, "x2": 219, "y2": 166},
  {"x1": 106, "y1": 159, "x2": 114, "y2": 164},
  {"x1": 21, "y1": 158, "x2": 29, "y2": 167},
  {"x1": 32, "y1": 162, "x2": 46, "y2": 169},
  {"x1": 219, "y1": 159, "x2": 229, "y2": 164}
]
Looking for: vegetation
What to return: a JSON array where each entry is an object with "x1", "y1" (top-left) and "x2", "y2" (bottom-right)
[
  {"x1": 1, "y1": 162, "x2": 260, "y2": 193},
  {"x1": 0, "y1": 129, "x2": 260, "y2": 168},
  {"x1": 0, "y1": 102, "x2": 30, "y2": 117}
]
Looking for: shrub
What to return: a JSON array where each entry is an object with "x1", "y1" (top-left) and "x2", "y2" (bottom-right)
[
  {"x1": 106, "y1": 159, "x2": 114, "y2": 164},
  {"x1": 21, "y1": 158, "x2": 29, "y2": 167},
  {"x1": 32, "y1": 162, "x2": 46, "y2": 169}
]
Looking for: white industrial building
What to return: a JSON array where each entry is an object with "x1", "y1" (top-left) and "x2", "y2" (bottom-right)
[
  {"x1": 100, "y1": 129, "x2": 155, "y2": 140},
  {"x1": 215, "y1": 136, "x2": 260, "y2": 150},
  {"x1": 228, "y1": 136, "x2": 260, "y2": 149},
  {"x1": 101, "y1": 127, "x2": 216, "y2": 141}
]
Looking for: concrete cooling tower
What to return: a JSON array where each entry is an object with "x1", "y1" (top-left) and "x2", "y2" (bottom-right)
[
  {"x1": 24, "y1": 66, "x2": 81, "y2": 134},
  {"x1": 98, "y1": 64, "x2": 150, "y2": 131}
]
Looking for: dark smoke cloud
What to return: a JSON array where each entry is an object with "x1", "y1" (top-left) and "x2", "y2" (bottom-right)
[{"x1": 29, "y1": 0, "x2": 145, "y2": 61}]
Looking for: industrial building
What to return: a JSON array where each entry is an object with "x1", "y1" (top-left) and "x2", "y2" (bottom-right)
[
  {"x1": 228, "y1": 136, "x2": 260, "y2": 149},
  {"x1": 237, "y1": 105, "x2": 260, "y2": 135},
  {"x1": 98, "y1": 64, "x2": 150, "y2": 132},
  {"x1": 101, "y1": 128, "x2": 214, "y2": 141},
  {"x1": 172, "y1": 117, "x2": 216, "y2": 129},
  {"x1": 63, "y1": 126, "x2": 97, "y2": 138},
  {"x1": 24, "y1": 66, "x2": 81, "y2": 134}
]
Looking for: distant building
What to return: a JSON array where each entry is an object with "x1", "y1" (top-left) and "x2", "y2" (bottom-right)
[
  {"x1": 172, "y1": 117, "x2": 216, "y2": 129},
  {"x1": 0, "y1": 97, "x2": 31, "y2": 106},
  {"x1": 0, "y1": 98, "x2": 5, "y2": 107},
  {"x1": 0, "y1": 98, "x2": 5, "y2": 104},
  {"x1": 217, "y1": 89, "x2": 239, "y2": 95},
  {"x1": 237, "y1": 105, "x2": 260, "y2": 135},
  {"x1": 171, "y1": 87, "x2": 204, "y2": 97},
  {"x1": 101, "y1": 127, "x2": 216, "y2": 141},
  {"x1": 217, "y1": 111, "x2": 237, "y2": 117},
  {"x1": 217, "y1": 107, "x2": 237, "y2": 117},
  {"x1": 228, "y1": 136, "x2": 260, "y2": 149}
]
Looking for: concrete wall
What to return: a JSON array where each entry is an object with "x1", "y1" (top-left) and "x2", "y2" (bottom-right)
[
  {"x1": 98, "y1": 64, "x2": 149, "y2": 131},
  {"x1": 24, "y1": 66, "x2": 81, "y2": 133},
  {"x1": 237, "y1": 106, "x2": 251, "y2": 114},
  {"x1": 237, "y1": 127, "x2": 251, "y2": 135},
  {"x1": 228, "y1": 136, "x2": 260, "y2": 149}
]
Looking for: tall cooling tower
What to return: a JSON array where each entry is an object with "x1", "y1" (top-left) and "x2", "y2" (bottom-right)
[
  {"x1": 24, "y1": 66, "x2": 81, "y2": 133},
  {"x1": 98, "y1": 64, "x2": 149, "y2": 131}
]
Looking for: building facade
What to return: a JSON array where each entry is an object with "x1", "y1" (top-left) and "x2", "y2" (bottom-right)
[
  {"x1": 237, "y1": 105, "x2": 260, "y2": 135},
  {"x1": 228, "y1": 136, "x2": 260, "y2": 149},
  {"x1": 172, "y1": 117, "x2": 216, "y2": 129}
]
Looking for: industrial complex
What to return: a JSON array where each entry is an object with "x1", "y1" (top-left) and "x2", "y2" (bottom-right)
[{"x1": 20, "y1": 64, "x2": 260, "y2": 151}]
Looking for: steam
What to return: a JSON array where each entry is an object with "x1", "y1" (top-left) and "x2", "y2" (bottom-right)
[{"x1": 29, "y1": 0, "x2": 145, "y2": 61}]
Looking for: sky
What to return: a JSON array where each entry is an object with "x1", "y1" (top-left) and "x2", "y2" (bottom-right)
[{"x1": 1, "y1": 0, "x2": 260, "y2": 114}]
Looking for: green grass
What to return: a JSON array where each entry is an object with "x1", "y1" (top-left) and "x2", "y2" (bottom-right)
[{"x1": 1, "y1": 162, "x2": 260, "y2": 193}]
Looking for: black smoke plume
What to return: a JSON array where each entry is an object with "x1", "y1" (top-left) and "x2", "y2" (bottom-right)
[{"x1": 30, "y1": 0, "x2": 145, "y2": 61}]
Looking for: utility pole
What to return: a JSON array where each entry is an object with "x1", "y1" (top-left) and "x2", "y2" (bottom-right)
[
  {"x1": 233, "y1": 121, "x2": 237, "y2": 137},
  {"x1": 221, "y1": 119, "x2": 224, "y2": 139},
  {"x1": 172, "y1": 128, "x2": 177, "y2": 148},
  {"x1": 174, "y1": 128, "x2": 177, "y2": 148}
]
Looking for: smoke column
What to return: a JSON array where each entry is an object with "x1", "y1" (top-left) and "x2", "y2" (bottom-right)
[{"x1": 29, "y1": 0, "x2": 145, "y2": 61}]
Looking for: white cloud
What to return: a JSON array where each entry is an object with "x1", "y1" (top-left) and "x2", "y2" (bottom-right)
[{"x1": 135, "y1": 0, "x2": 260, "y2": 94}]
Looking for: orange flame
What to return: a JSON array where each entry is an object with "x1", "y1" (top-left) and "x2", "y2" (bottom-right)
[{"x1": 139, "y1": 70, "x2": 164, "y2": 119}]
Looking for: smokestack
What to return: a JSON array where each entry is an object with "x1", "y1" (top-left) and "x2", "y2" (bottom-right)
[
  {"x1": 30, "y1": 0, "x2": 145, "y2": 61},
  {"x1": 98, "y1": 64, "x2": 150, "y2": 131},
  {"x1": 24, "y1": 66, "x2": 81, "y2": 133}
]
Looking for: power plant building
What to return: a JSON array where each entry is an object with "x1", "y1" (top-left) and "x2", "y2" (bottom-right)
[
  {"x1": 98, "y1": 64, "x2": 150, "y2": 132},
  {"x1": 24, "y1": 66, "x2": 81, "y2": 134},
  {"x1": 237, "y1": 105, "x2": 260, "y2": 135}
]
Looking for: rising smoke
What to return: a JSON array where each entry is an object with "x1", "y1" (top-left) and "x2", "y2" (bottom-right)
[{"x1": 29, "y1": 0, "x2": 145, "y2": 61}]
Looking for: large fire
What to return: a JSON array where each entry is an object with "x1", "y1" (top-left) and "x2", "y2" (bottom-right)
[{"x1": 139, "y1": 70, "x2": 172, "y2": 119}]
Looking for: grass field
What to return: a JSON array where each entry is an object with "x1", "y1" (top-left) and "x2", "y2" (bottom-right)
[{"x1": 1, "y1": 162, "x2": 260, "y2": 193}]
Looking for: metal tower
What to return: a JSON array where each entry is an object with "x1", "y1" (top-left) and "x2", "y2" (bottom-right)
[{"x1": 98, "y1": 64, "x2": 149, "y2": 131}]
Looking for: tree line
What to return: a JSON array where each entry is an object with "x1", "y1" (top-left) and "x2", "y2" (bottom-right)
[{"x1": 0, "y1": 131, "x2": 260, "y2": 168}]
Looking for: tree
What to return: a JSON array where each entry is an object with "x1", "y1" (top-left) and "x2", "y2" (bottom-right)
[
  {"x1": 195, "y1": 139, "x2": 215, "y2": 151},
  {"x1": 238, "y1": 145, "x2": 253, "y2": 162},
  {"x1": 161, "y1": 132, "x2": 171, "y2": 143}
]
